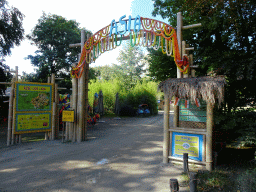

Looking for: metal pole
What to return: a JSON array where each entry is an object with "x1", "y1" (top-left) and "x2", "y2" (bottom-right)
[
  {"x1": 183, "y1": 153, "x2": 189, "y2": 173},
  {"x1": 51, "y1": 73, "x2": 55, "y2": 140}
]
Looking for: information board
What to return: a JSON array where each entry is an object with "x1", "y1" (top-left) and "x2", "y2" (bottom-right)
[
  {"x1": 62, "y1": 110, "x2": 74, "y2": 122},
  {"x1": 171, "y1": 132, "x2": 203, "y2": 161},
  {"x1": 15, "y1": 112, "x2": 51, "y2": 134},
  {"x1": 16, "y1": 83, "x2": 52, "y2": 111},
  {"x1": 179, "y1": 99, "x2": 206, "y2": 122},
  {"x1": 14, "y1": 82, "x2": 53, "y2": 134}
]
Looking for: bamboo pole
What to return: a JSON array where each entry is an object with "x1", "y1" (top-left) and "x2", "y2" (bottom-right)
[
  {"x1": 7, "y1": 79, "x2": 14, "y2": 146},
  {"x1": 83, "y1": 33, "x2": 90, "y2": 141},
  {"x1": 72, "y1": 63, "x2": 78, "y2": 142},
  {"x1": 190, "y1": 54, "x2": 195, "y2": 77},
  {"x1": 177, "y1": 12, "x2": 183, "y2": 79},
  {"x1": 163, "y1": 93, "x2": 170, "y2": 164},
  {"x1": 51, "y1": 73, "x2": 55, "y2": 140},
  {"x1": 55, "y1": 83, "x2": 59, "y2": 139},
  {"x1": 45, "y1": 77, "x2": 51, "y2": 140},
  {"x1": 77, "y1": 29, "x2": 86, "y2": 143},
  {"x1": 206, "y1": 102, "x2": 214, "y2": 171}
]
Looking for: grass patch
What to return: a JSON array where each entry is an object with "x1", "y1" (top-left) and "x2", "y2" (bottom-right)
[
  {"x1": 197, "y1": 170, "x2": 232, "y2": 191},
  {"x1": 21, "y1": 135, "x2": 45, "y2": 143}
]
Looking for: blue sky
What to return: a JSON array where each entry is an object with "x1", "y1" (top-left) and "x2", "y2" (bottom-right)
[{"x1": 5, "y1": 0, "x2": 169, "y2": 75}]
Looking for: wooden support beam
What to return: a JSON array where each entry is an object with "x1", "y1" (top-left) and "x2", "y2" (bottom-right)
[
  {"x1": 183, "y1": 23, "x2": 202, "y2": 30},
  {"x1": 163, "y1": 93, "x2": 170, "y2": 164},
  {"x1": 55, "y1": 78, "x2": 64, "y2": 80},
  {"x1": 206, "y1": 102, "x2": 214, "y2": 171},
  {"x1": 185, "y1": 47, "x2": 194, "y2": 51},
  {"x1": 69, "y1": 43, "x2": 81, "y2": 48},
  {"x1": 0, "y1": 82, "x2": 12, "y2": 85},
  {"x1": 57, "y1": 87, "x2": 67, "y2": 90}
]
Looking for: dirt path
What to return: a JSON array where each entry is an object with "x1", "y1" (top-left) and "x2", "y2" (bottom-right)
[{"x1": 0, "y1": 112, "x2": 189, "y2": 192}]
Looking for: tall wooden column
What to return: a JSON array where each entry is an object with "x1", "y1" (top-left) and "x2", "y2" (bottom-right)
[
  {"x1": 163, "y1": 93, "x2": 170, "y2": 163},
  {"x1": 77, "y1": 29, "x2": 86, "y2": 143},
  {"x1": 206, "y1": 102, "x2": 214, "y2": 171}
]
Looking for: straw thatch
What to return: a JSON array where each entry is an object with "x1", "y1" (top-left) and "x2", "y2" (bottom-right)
[{"x1": 158, "y1": 76, "x2": 226, "y2": 107}]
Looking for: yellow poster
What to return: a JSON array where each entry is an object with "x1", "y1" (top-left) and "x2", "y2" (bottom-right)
[
  {"x1": 62, "y1": 110, "x2": 74, "y2": 122},
  {"x1": 174, "y1": 135, "x2": 199, "y2": 157},
  {"x1": 15, "y1": 113, "x2": 51, "y2": 134}
]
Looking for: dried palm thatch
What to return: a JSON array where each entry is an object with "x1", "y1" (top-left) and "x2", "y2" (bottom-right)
[{"x1": 158, "y1": 76, "x2": 226, "y2": 107}]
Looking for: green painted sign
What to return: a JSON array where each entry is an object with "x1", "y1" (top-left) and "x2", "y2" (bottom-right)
[{"x1": 179, "y1": 99, "x2": 206, "y2": 122}]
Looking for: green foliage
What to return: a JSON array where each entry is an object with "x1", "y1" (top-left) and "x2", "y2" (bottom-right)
[
  {"x1": 215, "y1": 108, "x2": 256, "y2": 147},
  {"x1": 237, "y1": 168, "x2": 256, "y2": 192},
  {"x1": 117, "y1": 42, "x2": 146, "y2": 89},
  {"x1": 146, "y1": 48, "x2": 177, "y2": 81},
  {"x1": 0, "y1": 62, "x2": 12, "y2": 96},
  {"x1": 88, "y1": 78, "x2": 158, "y2": 116},
  {"x1": 197, "y1": 170, "x2": 233, "y2": 191},
  {"x1": 0, "y1": 0, "x2": 24, "y2": 56},
  {"x1": 26, "y1": 12, "x2": 91, "y2": 83},
  {"x1": 150, "y1": 0, "x2": 256, "y2": 111}
]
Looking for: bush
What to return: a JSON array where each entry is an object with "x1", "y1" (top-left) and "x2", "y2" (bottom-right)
[
  {"x1": 237, "y1": 168, "x2": 256, "y2": 192},
  {"x1": 87, "y1": 78, "x2": 159, "y2": 116},
  {"x1": 214, "y1": 108, "x2": 256, "y2": 147}
]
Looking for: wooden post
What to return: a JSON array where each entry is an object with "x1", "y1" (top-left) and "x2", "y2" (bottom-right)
[
  {"x1": 177, "y1": 12, "x2": 183, "y2": 79},
  {"x1": 72, "y1": 63, "x2": 78, "y2": 142},
  {"x1": 55, "y1": 83, "x2": 59, "y2": 139},
  {"x1": 51, "y1": 73, "x2": 55, "y2": 140},
  {"x1": 163, "y1": 93, "x2": 170, "y2": 163},
  {"x1": 206, "y1": 102, "x2": 214, "y2": 171},
  {"x1": 77, "y1": 29, "x2": 86, "y2": 143},
  {"x1": 83, "y1": 34, "x2": 90, "y2": 141},
  {"x1": 7, "y1": 78, "x2": 14, "y2": 146},
  {"x1": 45, "y1": 77, "x2": 51, "y2": 140},
  {"x1": 190, "y1": 54, "x2": 195, "y2": 77}
]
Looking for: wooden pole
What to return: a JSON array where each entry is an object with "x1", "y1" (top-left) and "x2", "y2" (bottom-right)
[
  {"x1": 72, "y1": 63, "x2": 78, "y2": 142},
  {"x1": 45, "y1": 77, "x2": 51, "y2": 140},
  {"x1": 83, "y1": 34, "x2": 90, "y2": 141},
  {"x1": 7, "y1": 79, "x2": 14, "y2": 146},
  {"x1": 206, "y1": 102, "x2": 214, "y2": 171},
  {"x1": 190, "y1": 54, "x2": 195, "y2": 77},
  {"x1": 51, "y1": 73, "x2": 55, "y2": 140},
  {"x1": 77, "y1": 29, "x2": 86, "y2": 143},
  {"x1": 163, "y1": 93, "x2": 170, "y2": 163},
  {"x1": 177, "y1": 12, "x2": 183, "y2": 79},
  {"x1": 11, "y1": 91, "x2": 15, "y2": 145},
  {"x1": 55, "y1": 83, "x2": 59, "y2": 139}
]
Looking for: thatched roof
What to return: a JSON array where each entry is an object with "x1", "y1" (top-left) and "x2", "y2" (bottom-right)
[{"x1": 158, "y1": 76, "x2": 226, "y2": 107}]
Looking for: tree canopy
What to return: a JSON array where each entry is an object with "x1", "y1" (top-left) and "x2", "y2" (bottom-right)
[
  {"x1": 26, "y1": 12, "x2": 91, "y2": 83},
  {"x1": 0, "y1": 0, "x2": 24, "y2": 57},
  {"x1": 0, "y1": 0, "x2": 24, "y2": 96},
  {"x1": 149, "y1": 0, "x2": 256, "y2": 110},
  {"x1": 117, "y1": 42, "x2": 146, "y2": 89}
]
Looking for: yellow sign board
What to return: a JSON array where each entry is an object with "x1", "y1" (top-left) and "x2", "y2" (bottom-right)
[{"x1": 62, "y1": 110, "x2": 74, "y2": 122}]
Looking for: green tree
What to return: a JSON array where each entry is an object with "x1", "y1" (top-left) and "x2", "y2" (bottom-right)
[
  {"x1": 146, "y1": 48, "x2": 177, "y2": 81},
  {"x1": 117, "y1": 42, "x2": 146, "y2": 89},
  {"x1": 0, "y1": 0, "x2": 24, "y2": 57},
  {"x1": 0, "y1": 0, "x2": 24, "y2": 96},
  {"x1": 150, "y1": 0, "x2": 256, "y2": 111},
  {"x1": 26, "y1": 12, "x2": 91, "y2": 82}
]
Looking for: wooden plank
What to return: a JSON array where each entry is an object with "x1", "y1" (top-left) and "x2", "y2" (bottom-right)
[
  {"x1": 169, "y1": 156, "x2": 206, "y2": 166},
  {"x1": 182, "y1": 23, "x2": 202, "y2": 30},
  {"x1": 169, "y1": 128, "x2": 207, "y2": 135}
]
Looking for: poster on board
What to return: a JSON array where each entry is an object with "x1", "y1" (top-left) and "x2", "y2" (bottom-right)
[
  {"x1": 15, "y1": 112, "x2": 51, "y2": 134},
  {"x1": 14, "y1": 82, "x2": 53, "y2": 134},
  {"x1": 15, "y1": 83, "x2": 53, "y2": 112},
  {"x1": 171, "y1": 132, "x2": 203, "y2": 161}
]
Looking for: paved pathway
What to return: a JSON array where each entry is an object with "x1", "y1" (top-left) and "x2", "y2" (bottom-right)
[{"x1": 0, "y1": 112, "x2": 190, "y2": 191}]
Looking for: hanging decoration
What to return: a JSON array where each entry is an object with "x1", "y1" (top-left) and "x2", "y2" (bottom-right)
[{"x1": 71, "y1": 15, "x2": 190, "y2": 79}]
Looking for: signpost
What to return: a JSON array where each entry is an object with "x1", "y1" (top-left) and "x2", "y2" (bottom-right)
[{"x1": 13, "y1": 82, "x2": 53, "y2": 134}]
